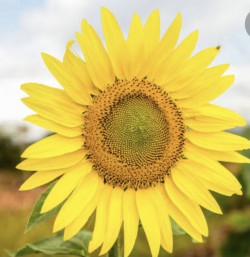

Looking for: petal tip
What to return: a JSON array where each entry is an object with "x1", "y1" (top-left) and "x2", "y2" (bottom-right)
[
  {"x1": 19, "y1": 184, "x2": 28, "y2": 191},
  {"x1": 16, "y1": 162, "x2": 22, "y2": 170},
  {"x1": 176, "y1": 12, "x2": 182, "y2": 21},
  {"x1": 53, "y1": 221, "x2": 63, "y2": 233},
  {"x1": 193, "y1": 29, "x2": 199, "y2": 38},
  {"x1": 101, "y1": 6, "x2": 110, "y2": 14},
  {"x1": 81, "y1": 19, "x2": 88, "y2": 30},
  {"x1": 237, "y1": 189, "x2": 243, "y2": 196},
  {"x1": 20, "y1": 83, "x2": 30, "y2": 92},
  {"x1": 99, "y1": 248, "x2": 107, "y2": 256},
  {"x1": 88, "y1": 241, "x2": 96, "y2": 253},
  {"x1": 21, "y1": 152, "x2": 26, "y2": 158},
  {"x1": 41, "y1": 204, "x2": 49, "y2": 214},
  {"x1": 41, "y1": 52, "x2": 49, "y2": 61},
  {"x1": 66, "y1": 40, "x2": 74, "y2": 49},
  {"x1": 63, "y1": 231, "x2": 73, "y2": 241}
]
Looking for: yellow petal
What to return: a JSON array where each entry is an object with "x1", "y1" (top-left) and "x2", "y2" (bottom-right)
[
  {"x1": 152, "y1": 187, "x2": 173, "y2": 253},
  {"x1": 178, "y1": 75, "x2": 234, "y2": 107},
  {"x1": 22, "y1": 97, "x2": 83, "y2": 128},
  {"x1": 88, "y1": 185, "x2": 113, "y2": 253},
  {"x1": 186, "y1": 131, "x2": 250, "y2": 151},
  {"x1": 127, "y1": 13, "x2": 143, "y2": 43},
  {"x1": 184, "y1": 140, "x2": 250, "y2": 163},
  {"x1": 101, "y1": 7, "x2": 126, "y2": 78},
  {"x1": 53, "y1": 171, "x2": 99, "y2": 232},
  {"x1": 185, "y1": 104, "x2": 246, "y2": 126},
  {"x1": 144, "y1": 10, "x2": 160, "y2": 53},
  {"x1": 169, "y1": 63, "x2": 229, "y2": 96},
  {"x1": 64, "y1": 178, "x2": 104, "y2": 240},
  {"x1": 155, "y1": 184, "x2": 203, "y2": 242},
  {"x1": 185, "y1": 118, "x2": 239, "y2": 132},
  {"x1": 126, "y1": 13, "x2": 143, "y2": 79},
  {"x1": 42, "y1": 53, "x2": 92, "y2": 105},
  {"x1": 165, "y1": 177, "x2": 208, "y2": 236},
  {"x1": 160, "y1": 216, "x2": 173, "y2": 253},
  {"x1": 128, "y1": 9, "x2": 160, "y2": 79},
  {"x1": 21, "y1": 134, "x2": 84, "y2": 158},
  {"x1": 21, "y1": 82, "x2": 70, "y2": 103},
  {"x1": 76, "y1": 20, "x2": 115, "y2": 90},
  {"x1": 17, "y1": 150, "x2": 86, "y2": 171},
  {"x1": 156, "y1": 30, "x2": 199, "y2": 86},
  {"x1": 41, "y1": 160, "x2": 92, "y2": 213},
  {"x1": 141, "y1": 13, "x2": 182, "y2": 81},
  {"x1": 182, "y1": 46, "x2": 220, "y2": 74},
  {"x1": 136, "y1": 188, "x2": 161, "y2": 257},
  {"x1": 19, "y1": 169, "x2": 65, "y2": 191},
  {"x1": 63, "y1": 41, "x2": 98, "y2": 95},
  {"x1": 100, "y1": 187, "x2": 124, "y2": 255},
  {"x1": 179, "y1": 156, "x2": 242, "y2": 196},
  {"x1": 184, "y1": 104, "x2": 247, "y2": 132},
  {"x1": 123, "y1": 189, "x2": 139, "y2": 257},
  {"x1": 172, "y1": 165, "x2": 222, "y2": 214},
  {"x1": 21, "y1": 83, "x2": 84, "y2": 111},
  {"x1": 24, "y1": 115, "x2": 82, "y2": 137}
]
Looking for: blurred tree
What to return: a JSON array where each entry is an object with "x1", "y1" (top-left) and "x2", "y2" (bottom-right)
[{"x1": 0, "y1": 133, "x2": 21, "y2": 171}]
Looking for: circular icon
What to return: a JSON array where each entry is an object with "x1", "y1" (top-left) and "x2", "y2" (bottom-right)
[{"x1": 245, "y1": 12, "x2": 250, "y2": 36}]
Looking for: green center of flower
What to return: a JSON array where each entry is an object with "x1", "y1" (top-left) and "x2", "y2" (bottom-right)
[
  {"x1": 103, "y1": 95, "x2": 169, "y2": 166},
  {"x1": 84, "y1": 78, "x2": 185, "y2": 190}
]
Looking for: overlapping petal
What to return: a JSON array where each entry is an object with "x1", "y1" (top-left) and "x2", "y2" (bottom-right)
[
  {"x1": 54, "y1": 171, "x2": 99, "y2": 232},
  {"x1": 123, "y1": 189, "x2": 139, "y2": 257},
  {"x1": 42, "y1": 54, "x2": 92, "y2": 105},
  {"x1": 63, "y1": 41, "x2": 99, "y2": 96},
  {"x1": 24, "y1": 115, "x2": 82, "y2": 137},
  {"x1": 21, "y1": 134, "x2": 84, "y2": 158},
  {"x1": 126, "y1": 13, "x2": 143, "y2": 79},
  {"x1": 41, "y1": 160, "x2": 93, "y2": 213},
  {"x1": 17, "y1": 150, "x2": 86, "y2": 171},
  {"x1": 136, "y1": 189, "x2": 161, "y2": 257},
  {"x1": 186, "y1": 131, "x2": 250, "y2": 151},
  {"x1": 101, "y1": 7, "x2": 127, "y2": 78},
  {"x1": 76, "y1": 20, "x2": 115, "y2": 90}
]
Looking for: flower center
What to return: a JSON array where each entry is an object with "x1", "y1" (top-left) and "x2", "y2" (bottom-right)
[
  {"x1": 84, "y1": 78, "x2": 185, "y2": 189},
  {"x1": 104, "y1": 95, "x2": 169, "y2": 166}
]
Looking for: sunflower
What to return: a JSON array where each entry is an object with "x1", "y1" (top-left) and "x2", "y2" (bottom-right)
[{"x1": 18, "y1": 7, "x2": 250, "y2": 257}]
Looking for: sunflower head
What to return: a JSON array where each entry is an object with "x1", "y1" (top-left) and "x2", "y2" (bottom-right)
[
  {"x1": 18, "y1": 7, "x2": 250, "y2": 257},
  {"x1": 84, "y1": 77, "x2": 185, "y2": 189}
]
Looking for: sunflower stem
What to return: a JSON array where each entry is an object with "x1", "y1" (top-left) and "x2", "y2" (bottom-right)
[{"x1": 109, "y1": 235, "x2": 123, "y2": 257}]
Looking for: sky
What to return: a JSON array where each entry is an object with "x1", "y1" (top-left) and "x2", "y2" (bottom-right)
[{"x1": 0, "y1": 0, "x2": 250, "y2": 138}]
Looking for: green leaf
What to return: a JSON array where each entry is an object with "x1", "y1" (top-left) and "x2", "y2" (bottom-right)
[
  {"x1": 25, "y1": 180, "x2": 63, "y2": 233},
  {"x1": 170, "y1": 218, "x2": 186, "y2": 235},
  {"x1": 9, "y1": 230, "x2": 92, "y2": 257}
]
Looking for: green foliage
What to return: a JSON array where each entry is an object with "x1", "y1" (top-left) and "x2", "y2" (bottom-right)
[
  {"x1": 241, "y1": 168, "x2": 250, "y2": 199},
  {"x1": 220, "y1": 127, "x2": 250, "y2": 257},
  {"x1": 8, "y1": 231, "x2": 92, "y2": 257},
  {"x1": 227, "y1": 211, "x2": 250, "y2": 232},
  {"x1": 220, "y1": 229, "x2": 250, "y2": 257},
  {"x1": 0, "y1": 134, "x2": 21, "y2": 170},
  {"x1": 25, "y1": 181, "x2": 63, "y2": 233}
]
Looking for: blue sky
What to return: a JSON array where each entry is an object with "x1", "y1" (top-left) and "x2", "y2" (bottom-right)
[
  {"x1": 0, "y1": 0, "x2": 250, "y2": 138},
  {"x1": 0, "y1": 0, "x2": 43, "y2": 36}
]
